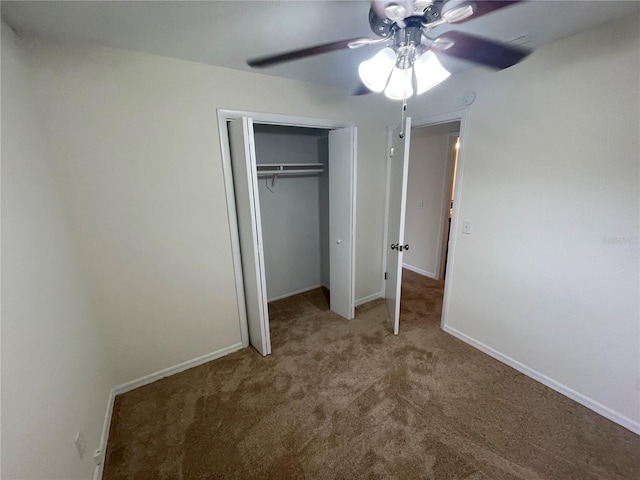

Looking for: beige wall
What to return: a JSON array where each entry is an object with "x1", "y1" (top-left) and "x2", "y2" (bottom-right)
[
  {"x1": 1, "y1": 25, "x2": 115, "y2": 479},
  {"x1": 23, "y1": 41, "x2": 392, "y2": 385},
  {"x1": 2, "y1": 33, "x2": 395, "y2": 478},
  {"x1": 410, "y1": 15, "x2": 639, "y2": 427}
]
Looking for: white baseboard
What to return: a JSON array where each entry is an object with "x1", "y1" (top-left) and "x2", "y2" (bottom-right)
[
  {"x1": 442, "y1": 325, "x2": 640, "y2": 436},
  {"x1": 111, "y1": 343, "x2": 244, "y2": 395},
  {"x1": 93, "y1": 342, "x2": 244, "y2": 479},
  {"x1": 93, "y1": 390, "x2": 115, "y2": 480},
  {"x1": 268, "y1": 284, "x2": 323, "y2": 303},
  {"x1": 355, "y1": 292, "x2": 382, "y2": 306},
  {"x1": 402, "y1": 263, "x2": 437, "y2": 279}
]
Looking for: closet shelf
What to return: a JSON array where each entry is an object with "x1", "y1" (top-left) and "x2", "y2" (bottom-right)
[{"x1": 256, "y1": 163, "x2": 325, "y2": 177}]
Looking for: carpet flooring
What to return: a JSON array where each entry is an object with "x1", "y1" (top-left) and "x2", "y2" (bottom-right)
[{"x1": 103, "y1": 270, "x2": 640, "y2": 479}]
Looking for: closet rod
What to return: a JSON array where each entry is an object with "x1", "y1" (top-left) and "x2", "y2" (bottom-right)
[
  {"x1": 257, "y1": 163, "x2": 324, "y2": 169},
  {"x1": 257, "y1": 169, "x2": 324, "y2": 176}
]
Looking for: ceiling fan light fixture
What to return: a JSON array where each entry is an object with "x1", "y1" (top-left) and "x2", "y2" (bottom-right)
[
  {"x1": 358, "y1": 47, "x2": 396, "y2": 92},
  {"x1": 384, "y1": 66, "x2": 414, "y2": 100},
  {"x1": 413, "y1": 50, "x2": 451, "y2": 95},
  {"x1": 441, "y1": 0, "x2": 476, "y2": 23}
]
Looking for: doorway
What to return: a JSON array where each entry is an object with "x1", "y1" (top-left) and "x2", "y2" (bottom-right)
[
  {"x1": 403, "y1": 121, "x2": 460, "y2": 281},
  {"x1": 218, "y1": 110, "x2": 357, "y2": 356},
  {"x1": 439, "y1": 133, "x2": 460, "y2": 280},
  {"x1": 383, "y1": 111, "x2": 467, "y2": 334}
]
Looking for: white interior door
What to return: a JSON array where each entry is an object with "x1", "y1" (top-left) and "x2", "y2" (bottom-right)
[
  {"x1": 329, "y1": 127, "x2": 355, "y2": 320},
  {"x1": 385, "y1": 118, "x2": 412, "y2": 335},
  {"x1": 228, "y1": 117, "x2": 271, "y2": 355}
]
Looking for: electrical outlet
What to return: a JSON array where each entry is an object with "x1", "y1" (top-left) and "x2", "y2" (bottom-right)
[{"x1": 74, "y1": 431, "x2": 85, "y2": 459}]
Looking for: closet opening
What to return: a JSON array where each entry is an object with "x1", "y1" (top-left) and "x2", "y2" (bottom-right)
[
  {"x1": 218, "y1": 110, "x2": 356, "y2": 356},
  {"x1": 253, "y1": 124, "x2": 331, "y2": 304}
]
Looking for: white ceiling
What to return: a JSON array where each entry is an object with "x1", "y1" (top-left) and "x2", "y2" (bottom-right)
[{"x1": 2, "y1": 1, "x2": 639, "y2": 93}]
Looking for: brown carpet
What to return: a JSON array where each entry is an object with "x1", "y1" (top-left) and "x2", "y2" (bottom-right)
[{"x1": 103, "y1": 270, "x2": 640, "y2": 479}]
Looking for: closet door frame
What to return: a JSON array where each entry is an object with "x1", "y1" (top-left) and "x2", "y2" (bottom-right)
[{"x1": 217, "y1": 109, "x2": 357, "y2": 350}]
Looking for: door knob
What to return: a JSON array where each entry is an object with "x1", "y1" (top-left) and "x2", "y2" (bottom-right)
[{"x1": 336, "y1": 239, "x2": 341, "y2": 244}]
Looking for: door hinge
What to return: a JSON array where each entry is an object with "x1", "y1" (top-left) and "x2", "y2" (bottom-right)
[
  {"x1": 389, "y1": 147, "x2": 394, "y2": 157},
  {"x1": 384, "y1": 272, "x2": 388, "y2": 280}
]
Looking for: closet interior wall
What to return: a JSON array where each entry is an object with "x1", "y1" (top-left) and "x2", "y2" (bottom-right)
[{"x1": 253, "y1": 124, "x2": 329, "y2": 302}]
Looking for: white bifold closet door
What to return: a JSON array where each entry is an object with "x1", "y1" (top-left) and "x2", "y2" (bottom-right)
[
  {"x1": 329, "y1": 127, "x2": 355, "y2": 320},
  {"x1": 385, "y1": 117, "x2": 412, "y2": 335},
  {"x1": 229, "y1": 116, "x2": 355, "y2": 356},
  {"x1": 228, "y1": 117, "x2": 271, "y2": 356}
]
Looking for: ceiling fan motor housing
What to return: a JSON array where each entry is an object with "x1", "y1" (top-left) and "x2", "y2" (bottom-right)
[
  {"x1": 392, "y1": 18, "x2": 424, "y2": 68},
  {"x1": 369, "y1": 0, "x2": 445, "y2": 37},
  {"x1": 393, "y1": 17, "x2": 424, "y2": 47}
]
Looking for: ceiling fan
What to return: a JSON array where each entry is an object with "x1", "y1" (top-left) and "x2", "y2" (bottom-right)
[{"x1": 247, "y1": 0, "x2": 531, "y2": 100}]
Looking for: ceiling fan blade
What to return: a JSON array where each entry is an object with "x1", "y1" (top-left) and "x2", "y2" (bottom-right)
[
  {"x1": 433, "y1": 31, "x2": 530, "y2": 70},
  {"x1": 455, "y1": 0, "x2": 523, "y2": 23},
  {"x1": 247, "y1": 37, "x2": 368, "y2": 68}
]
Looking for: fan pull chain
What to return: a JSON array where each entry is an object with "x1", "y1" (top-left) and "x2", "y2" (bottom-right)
[
  {"x1": 399, "y1": 67, "x2": 410, "y2": 139},
  {"x1": 399, "y1": 101, "x2": 407, "y2": 138},
  {"x1": 398, "y1": 85, "x2": 407, "y2": 138}
]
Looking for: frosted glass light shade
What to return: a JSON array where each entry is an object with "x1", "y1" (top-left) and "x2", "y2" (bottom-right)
[
  {"x1": 413, "y1": 51, "x2": 450, "y2": 95},
  {"x1": 358, "y1": 48, "x2": 396, "y2": 93},
  {"x1": 384, "y1": 66, "x2": 413, "y2": 100}
]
